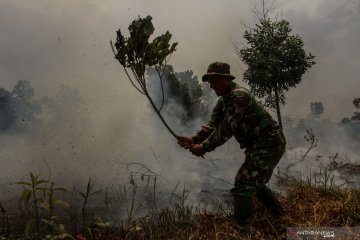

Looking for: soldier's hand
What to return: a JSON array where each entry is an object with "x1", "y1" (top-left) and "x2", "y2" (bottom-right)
[
  {"x1": 176, "y1": 136, "x2": 194, "y2": 149},
  {"x1": 189, "y1": 144, "x2": 205, "y2": 157}
]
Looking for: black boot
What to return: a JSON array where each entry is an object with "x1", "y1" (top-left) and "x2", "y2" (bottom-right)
[
  {"x1": 233, "y1": 196, "x2": 253, "y2": 225},
  {"x1": 256, "y1": 186, "x2": 284, "y2": 217}
]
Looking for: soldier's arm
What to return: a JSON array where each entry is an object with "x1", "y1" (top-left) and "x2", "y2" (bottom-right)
[
  {"x1": 201, "y1": 90, "x2": 252, "y2": 152},
  {"x1": 191, "y1": 99, "x2": 224, "y2": 144}
]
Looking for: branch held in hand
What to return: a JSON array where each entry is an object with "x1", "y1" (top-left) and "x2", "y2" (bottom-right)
[{"x1": 111, "y1": 15, "x2": 178, "y2": 138}]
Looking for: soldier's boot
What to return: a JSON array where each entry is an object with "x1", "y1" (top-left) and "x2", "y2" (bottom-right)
[
  {"x1": 233, "y1": 196, "x2": 253, "y2": 225},
  {"x1": 256, "y1": 185, "x2": 284, "y2": 217}
]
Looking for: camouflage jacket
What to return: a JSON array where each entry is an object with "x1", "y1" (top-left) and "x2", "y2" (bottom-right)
[{"x1": 192, "y1": 82, "x2": 284, "y2": 152}]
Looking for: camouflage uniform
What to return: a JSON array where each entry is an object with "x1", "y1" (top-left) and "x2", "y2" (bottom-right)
[{"x1": 192, "y1": 81, "x2": 286, "y2": 197}]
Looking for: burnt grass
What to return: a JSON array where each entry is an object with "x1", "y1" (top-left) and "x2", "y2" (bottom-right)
[{"x1": 1, "y1": 174, "x2": 360, "y2": 240}]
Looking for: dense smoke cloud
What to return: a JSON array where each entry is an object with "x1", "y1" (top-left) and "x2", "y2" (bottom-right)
[{"x1": 277, "y1": 0, "x2": 360, "y2": 121}]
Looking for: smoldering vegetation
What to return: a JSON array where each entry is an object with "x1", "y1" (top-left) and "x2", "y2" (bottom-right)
[
  {"x1": 0, "y1": 73, "x2": 359, "y2": 239},
  {"x1": 279, "y1": 102, "x2": 360, "y2": 190}
]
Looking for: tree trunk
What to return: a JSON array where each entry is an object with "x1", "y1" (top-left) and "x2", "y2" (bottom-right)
[{"x1": 274, "y1": 83, "x2": 283, "y2": 131}]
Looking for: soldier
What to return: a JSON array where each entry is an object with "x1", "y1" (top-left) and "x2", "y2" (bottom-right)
[{"x1": 177, "y1": 61, "x2": 286, "y2": 224}]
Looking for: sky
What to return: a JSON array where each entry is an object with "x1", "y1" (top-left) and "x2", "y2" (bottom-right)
[{"x1": 0, "y1": 0, "x2": 359, "y2": 192}]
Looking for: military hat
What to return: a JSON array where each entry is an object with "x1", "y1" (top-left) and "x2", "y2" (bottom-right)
[{"x1": 202, "y1": 61, "x2": 235, "y2": 82}]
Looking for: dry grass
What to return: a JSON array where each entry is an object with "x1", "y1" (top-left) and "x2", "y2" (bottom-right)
[
  {"x1": 73, "y1": 183, "x2": 360, "y2": 240},
  {"x1": 2, "y1": 174, "x2": 360, "y2": 239}
]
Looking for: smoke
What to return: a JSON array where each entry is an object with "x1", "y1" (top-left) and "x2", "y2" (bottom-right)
[
  {"x1": 0, "y1": 83, "x2": 85, "y2": 182},
  {"x1": 278, "y1": 111, "x2": 360, "y2": 191},
  {"x1": 139, "y1": 67, "x2": 242, "y2": 201},
  {"x1": 276, "y1": 0, "x2": 360, "y2": 121}
]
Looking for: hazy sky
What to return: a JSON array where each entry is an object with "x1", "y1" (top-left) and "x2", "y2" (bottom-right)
[{"x1": 1, "y1": 0, "x2": 359, "y2": 122}]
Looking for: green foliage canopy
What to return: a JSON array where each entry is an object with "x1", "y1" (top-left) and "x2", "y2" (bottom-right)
[
  {"x1": 111, "y1": 15, "x2": 178, "y2": 94},
  {"x1": 239, "y1": 18, "x2": 316, "y2": 108}
]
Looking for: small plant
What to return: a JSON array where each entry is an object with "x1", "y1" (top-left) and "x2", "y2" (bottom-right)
[
  {"x1": 15, "y1": 172, "x2": 48, "y2": 239},
  {"x1": 175, "y1": 183, "x2": 192, "y2": 226},
  {"x1": 79, "y1": 178, "x2": 102, "y2": 230},
  {"x1": 127, "y1": 181, "x2": 137, "y2": 224},
  {"x1": 164, "y1": 182, "x2": 193, "y2": 228},
  {"x1": 319, "y1": 169, "x2": 335, "y2": 190},
  {"x1": 352, "y1": 191, "x2": 360, "y2": 222},
  {"x1": 15, "y1": 173, "x2": 70, "y2": 239},
  {"x1": 285, "y1": 128, "x2": 318, "y2": 173},
  {"x1": 304, "y1": 170, "x2": 332, "y2": 188},
  {"x1": 41, "y1": 182, "x2": 69, "y2": 235},
  {"x1": 126, "y1": 176, "x2": 145, "y2": 225},
  {"x1": 0, "y1": 201, "x2": 9, "y2": 237},
  {"x1": 123, "y1": 162, "x2": 162, "y2": 225}
]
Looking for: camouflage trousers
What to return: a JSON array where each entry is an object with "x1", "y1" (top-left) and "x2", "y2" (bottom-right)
[{"x1": 230, "y1": 137, "x2": 286, "y2": 198}]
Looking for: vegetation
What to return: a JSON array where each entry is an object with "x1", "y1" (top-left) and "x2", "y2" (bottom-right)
[
  {"x1": 14, "y1": 173, "x2": 71, "y2": 240},
  {"x1": 0, "y1": 166, "x2": 359, "y2": 239},
  {"x1": 0, "y1": 81, "x2": 84, "y2": 134},
  {"x1": 309, "y1": 102, "x2": 324, "y2": 119},
  {"x1": 147, "y1": 66, "x2": 214, "y2": 123},
  {"x1": 282, "y1": 100, "x2": 360, "y2": 150},
  {"x1": 1, "y1": 7, "x2": 358, "y2": 240},
  {"x1": 79, "y1": 178, "x2": 102, "y2": 230},
  {"x1": 0, "y1": 127, "x2": 359, "y2": 239},
  {"x1": 234, "y1": 0, "x2": 316, "y2": 129},
  {"x1": 111, "y1": 15, "x2": 179, "y2": 138},
  {"x1": 351, "y1": 98, "x2": 360, "y2": 123},
  {"x1": 0, "y1": 80, "x2": 41, "y2": 130},
  {"x1": 1, "y1": 73, "x2": 358, "y2": 240}
]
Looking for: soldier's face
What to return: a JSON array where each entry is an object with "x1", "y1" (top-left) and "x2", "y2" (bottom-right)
[{"x1": 208, "y1": 77, "x2": 232, "y2": 96}]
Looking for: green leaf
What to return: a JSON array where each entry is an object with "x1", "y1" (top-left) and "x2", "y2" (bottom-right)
[
  {"x1": 53, "y1": 187, "x2": 69, "y2": 192},
  {"x1": 41, "y1": 218, "x2": 51, "y2": 225},
  {"x1": 143, "y1": 17, "x2": 155, "y2": 36},
  {"x1": 40, "y1": 202, "x2": 50, "y2": 210},
  {"x1": 59, "y1": 223, "x2": 65, "y2": 231},
  {"x1": 55, "y1": 200, "x2": 70, "y2": 208},
  {"x1": 50, "y1": 215, "x2": 60, "y2": 221},
  {"x1": 25, "y1": 219, "x2": 36, "y2": 236},
  {"x1": 15, "y1": 181, "x2": 32, "y2": 186},
  {"x1": 169, "y1": 42, "x2": 178, "y2": 53},
  {"x1": 21, "y1": 190, "x2": 32, "y2": 203},
  {"x1": 35, "y1": 180, "x2": 49, "y2": 186},
  {"x1": 30, "y1": 172, "x2": 36, "y2": 180}
]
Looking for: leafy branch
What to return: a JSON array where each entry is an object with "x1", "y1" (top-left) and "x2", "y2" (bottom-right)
[{"x1": 111, "y1": 15, "x2": 178, "y2": 138}]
